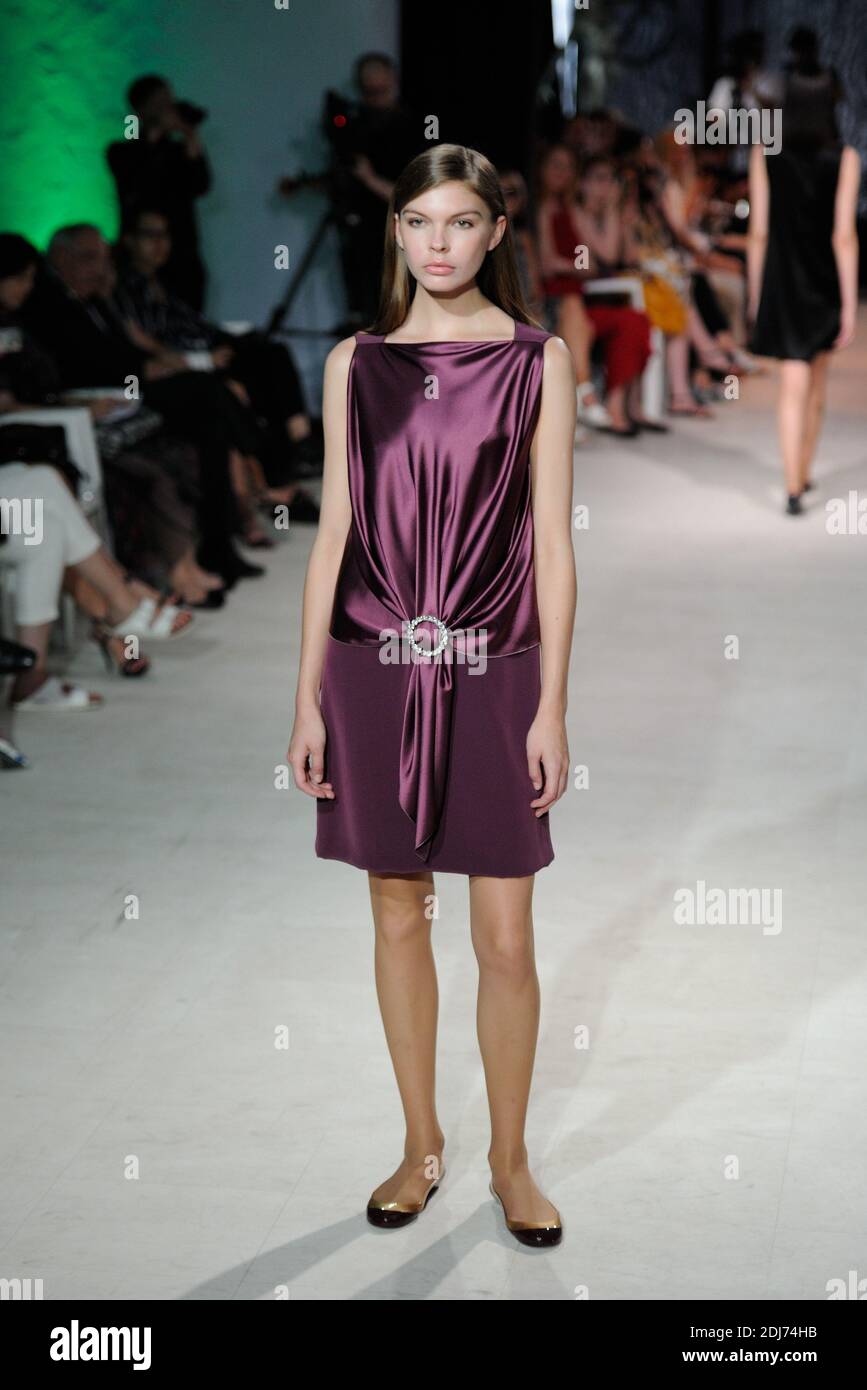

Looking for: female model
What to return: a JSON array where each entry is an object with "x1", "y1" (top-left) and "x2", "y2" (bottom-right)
[
  {"x1": 747, "y1": 65, "x2": 860, "y2": 514},
  {"x1": 288, "y1": 144, "x2": 576, "y2": 1246}
]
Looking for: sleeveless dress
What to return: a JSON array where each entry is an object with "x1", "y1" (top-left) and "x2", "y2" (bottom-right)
[
  {"x1": 749, "y1": 146, "x2": 843, "y2": 361},
  {"x1": 314, "y1": 317, "x2": 556, "y2": 876}
]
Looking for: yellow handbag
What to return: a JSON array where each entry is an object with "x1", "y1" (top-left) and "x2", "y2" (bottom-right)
[{"x1": 640, "y1": 272, "x2": 689, "y2": 336}]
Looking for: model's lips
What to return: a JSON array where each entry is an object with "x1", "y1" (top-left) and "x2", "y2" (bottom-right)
[{"x1": 424, "y1": 263, "x2": 455, "y2": 273}]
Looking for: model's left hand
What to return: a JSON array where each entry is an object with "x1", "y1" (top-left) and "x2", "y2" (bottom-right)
[
  {"x1": 833, "y1": 306, "x2": 856, "y2": 350},
  {"x1": 526, "y1": 712, "x2": 569, "y2": 817}
]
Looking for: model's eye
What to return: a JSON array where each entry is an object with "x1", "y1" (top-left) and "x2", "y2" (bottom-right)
[
  {"x1": 455, "y1": 219, "x2": 474, "y2": 228},
  {"x1": 406, "y1": 217, "x2": 424, "y2": 227}
]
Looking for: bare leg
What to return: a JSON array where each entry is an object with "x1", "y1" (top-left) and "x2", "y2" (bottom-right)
[
  {"x1": 469, "y1": 873, "x2": 559, "y2": 1224},
  {"x1": 606, "y1": 383, "x2": 628, "y2": 429},
  {"x1": 71, "y1": 546, "x2": 193, "y2": 631},
  {"x1": 778, "y1": 359, "x2": 812, "y2": 496},
  {"x1": 688, "y1": 304, "x2": 729, "y2": 367},
  {"x1": 12, "y1": 622, "x2": 51, "y2": 672},
  {"x1": 9, "y1": 547, "x2": 150, "y2": 703},
  {"x1": 168, "y1": 551, "x2": 224, "y2": 602},
  {"x1": 557, "y1": 294, "x2": 597, "y2": 393},
  {"x1": 366, "y1": 871, "x2": 446, "y2": 1206},
  {"x1": 798, "y1": 353, "x2": 830, "y2": 490},
  {"x1": 667, "y1": 335, "x2": 715, "y2": 416}
]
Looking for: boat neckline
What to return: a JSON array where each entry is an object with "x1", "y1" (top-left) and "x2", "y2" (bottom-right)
[{"x1": 380, "y1": 319, "x2": 519, "y2": 346}]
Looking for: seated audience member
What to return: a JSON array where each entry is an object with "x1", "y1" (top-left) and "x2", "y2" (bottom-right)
[
  {"x1": 19, "y1": 225, "x2": 270, "y2": 585},
  {"x1": 573, "y1": 154, "x2": 668, "y2": 430},
  {"x1": 112, "y1": 205, "x2": 322, "y2": 505},
  {"x1": 622, "y1": 156, "x2": 719, "y2": 416},
  {"x1": 537, "y1": 144, "x2": 652, "y2": 436},
  {"x1": 654, "y1": 131, "x2": 758, "y2": 365},
  {"x1": 1, "y1": 457, "x2": 191, "y2": 712},
  {"x1": 0, "y1": 232, "x2": 222, "y2": 608}
]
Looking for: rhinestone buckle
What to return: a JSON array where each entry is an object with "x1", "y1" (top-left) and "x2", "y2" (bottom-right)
[{"x1": 407, "y1": 613, "x2": 450, "y2": 658}]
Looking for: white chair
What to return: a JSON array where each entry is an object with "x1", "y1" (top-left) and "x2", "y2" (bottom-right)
[
  {"x1": 582, "y1": 276, "x2": 666, "y2": 420},
  {"x1": 0, "y1": 407, "x2": 108, "y2": 647}
]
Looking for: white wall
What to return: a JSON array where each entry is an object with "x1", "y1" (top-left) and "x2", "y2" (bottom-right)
[{"x1": 110, "y1": 0, "x2": 396, "y2": 409}]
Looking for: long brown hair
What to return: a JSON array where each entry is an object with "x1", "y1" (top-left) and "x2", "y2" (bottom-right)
[{"x1": 364, "y1": 143, "x2": 544, "y2": 335}]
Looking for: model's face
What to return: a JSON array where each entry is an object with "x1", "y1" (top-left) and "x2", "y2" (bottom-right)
[
  {"x1": 541, "y1": 149, "x2": 576, "y2": 196},
  {"x1": 394, "y1": 182, "x2": 505, "y2": 292},
  {"x1": 0, "y1": 262, "x2": 36, "y2": 312}
]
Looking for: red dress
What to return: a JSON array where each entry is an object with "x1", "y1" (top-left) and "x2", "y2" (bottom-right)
[{"x1": 540, "y1": 198, "x2": 651, "y2": 390}]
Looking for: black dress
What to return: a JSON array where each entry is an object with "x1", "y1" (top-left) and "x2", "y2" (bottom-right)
[{"x1": 749, "y1": 145, "x2": 843, "y2": 361}]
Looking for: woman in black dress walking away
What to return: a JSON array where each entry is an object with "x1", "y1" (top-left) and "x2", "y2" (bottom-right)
[{"x1": 747, "y1": 43, "x2": 860, "y2": 514}]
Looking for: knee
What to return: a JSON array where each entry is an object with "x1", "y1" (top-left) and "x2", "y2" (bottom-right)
[
  {"x1": 473, "y1": 923, "x2": 535, "y2": 981},
  {"x1": 372, "y1": 897, "x2": 434, "y2": 949},
  {"x1": 21, "y1": 464, "x2": 67, "y2": 502}
]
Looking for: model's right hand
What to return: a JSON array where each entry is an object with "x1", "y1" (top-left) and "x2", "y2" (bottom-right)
[{"x1": 288, "y1": 708, "x2": 334, "y2": 799}]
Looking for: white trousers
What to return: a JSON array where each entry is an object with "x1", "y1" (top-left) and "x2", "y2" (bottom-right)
[{"x1": 0, "y1": 463, "x2": 101, "y2": 625}]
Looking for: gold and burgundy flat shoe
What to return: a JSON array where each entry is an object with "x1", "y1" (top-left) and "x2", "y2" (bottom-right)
[
  {"x1": 366, "y1": 1167, "x2": 445, "y2": 1228},
  {"x1": 489, "y1": 1179, "x2": 563, "y2": 1247}
]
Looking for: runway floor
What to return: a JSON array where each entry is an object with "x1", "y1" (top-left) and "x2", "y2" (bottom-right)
[{"x1": 2, "y1": 321, "x2": 866, "y2": 1300}]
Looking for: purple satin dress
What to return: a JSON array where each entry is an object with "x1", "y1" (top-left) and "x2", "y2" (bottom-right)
[{"x1": 315, "y1": 317, "x2": 556, "y2": 876}]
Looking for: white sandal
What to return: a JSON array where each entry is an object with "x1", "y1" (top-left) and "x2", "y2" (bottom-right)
[
  {"x1": 108, "y1": 596, "x2": 191, "y2": 641},
  {"x1": 576, "y1": 381, "x2": 613, "y2": 429},
  {"x1": 11, "y1": 675, "x2": 103, "y2": 711}
]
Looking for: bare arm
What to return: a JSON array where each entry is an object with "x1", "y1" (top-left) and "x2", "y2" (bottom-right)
[
  {"x1": 831, "y1": 145, "x2": 861, "y2": 349},
  {"x1": 287, "y1": 335, "x2": 355, "y2": 798},
  {"x1": 660, "y1": 178, "x2": 708, "y2": 256},
  {"x1": 746, "y1": 142, "x2": 769, "y2": 323},
  {"x1": 573, "y1": 204, "x2": 623, "y2": 272},
  {"x1": 527, "y1": 335, "x2": 577, "y2": 816},
  {"x1": 537, "y1": 198, "x2": 582, "y2": 278}
]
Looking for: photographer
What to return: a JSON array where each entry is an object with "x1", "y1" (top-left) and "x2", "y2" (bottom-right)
[
  {"x1": 335, "y1": 53, "x2": 425, "y2": 326},
  {"x1": 106, "y1": 75, "x2": 211, "y2": 310}
]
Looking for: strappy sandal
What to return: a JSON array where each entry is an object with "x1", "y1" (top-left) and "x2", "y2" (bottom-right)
[
  {"x1": 90, "y1": 622, "x2": 151, "y2": 677},
  {"x1": 107, "y1": 594, "x2": 193, "y2": 641},
  {"x1": 668, "y1": 398, "x2": 714, "y2": 418},
  {"x1": 11, "y1": 675, "x2": 103, "y2": 711}
]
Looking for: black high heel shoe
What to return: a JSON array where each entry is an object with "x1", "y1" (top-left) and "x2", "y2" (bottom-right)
[
  {"x1": 0, "y1": 638, "x2": 37, "y2": 674},
  {"x1": 489, "y1": 1178, "x2": 563, "y2": 1247},
  {"x1": 199, "y1": 540, "x2": 265, "y2": 587},
  {"x1": 366, "y1": 1164, "x2": 445, "y2": 1228},
  {"x1": 187, "y1": 588, "x2": 226, "y2": 610}
]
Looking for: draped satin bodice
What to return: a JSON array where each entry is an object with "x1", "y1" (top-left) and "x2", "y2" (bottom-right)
[{"x1": 329, "y1": 318, "x2": 551, "y2": 861}]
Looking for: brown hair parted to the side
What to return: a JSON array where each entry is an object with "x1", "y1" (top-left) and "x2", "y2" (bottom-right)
[{"x1": 365, "y1": 143, "x2": 544, "y2": 335}]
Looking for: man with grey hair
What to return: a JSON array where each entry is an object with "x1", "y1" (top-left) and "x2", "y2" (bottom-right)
[{"x1": 20, "y1": 224, "x2": 264, "y2": 587}]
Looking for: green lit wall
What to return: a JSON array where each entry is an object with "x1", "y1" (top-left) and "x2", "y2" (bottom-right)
[
  {"x1": 0, "y1": 0, "x2": 179, "y2": 245},
  {"x1": 0, "y1": 0, "x2": 396, "y2": 397}
]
